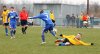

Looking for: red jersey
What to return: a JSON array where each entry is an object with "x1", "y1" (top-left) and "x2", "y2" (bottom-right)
[
  {"x1": 19, "y1": 10, "x2": 28, "y2": 20},
  {"x1": 82, "y1": 15, "x2": 88, "y2": 21}
]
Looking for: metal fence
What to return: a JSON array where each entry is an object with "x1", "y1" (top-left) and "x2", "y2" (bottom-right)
[
  {"x1": 0, "y1": 17, "x2": 100, "y2": 28},
  {"x1": 31, "y1": 17, "x2": 100, "y2": 28}
]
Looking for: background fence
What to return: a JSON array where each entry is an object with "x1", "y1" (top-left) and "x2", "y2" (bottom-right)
[{"x1": 0, "y1": 17, "x2": 100, "y2": 28}]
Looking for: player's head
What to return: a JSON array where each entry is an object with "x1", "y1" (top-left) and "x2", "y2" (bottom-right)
[
  {"x1": 10, "y1": 7, "x2": 14, "y2": 11},
  {"x1": 40, "y1": 10, "x2": 44, "y2": 14},
  {"x1": 50, "y1": 10, "x2": 53, "y2": 13},
  {"x1": 75, "y1": 33, "x2": 82, "y2": 40},
  {"x1": 22, "y1": 7, "x2": 26, "y2": 11},
  {"x1": 3, "y1": 5, "x2": 7, "y2": 11}
]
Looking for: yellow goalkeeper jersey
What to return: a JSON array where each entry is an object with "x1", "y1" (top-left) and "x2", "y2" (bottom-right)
[
  {"x1": 62, "y1": 35, "x2": 91, "y2": 46},
  {"x1": 1, "y1": 10, "x2": 10, "y2": 23},
  {"x1": 50, "y1": 13, "x2": 55, "y2": 20}
]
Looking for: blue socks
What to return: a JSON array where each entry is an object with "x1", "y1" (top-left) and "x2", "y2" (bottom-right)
[
  {"x1": 41, "y1": 30, "x2": 56, "y2": 42},
  {"x1": 42, "y1": 31, "x2": 45, "y2": 42},
  {"x1": 10, "y1": 30, "x2": 13, "y2": 37},
  {"x1": 5, "y1": 28, "x2": 8, "y2": 34},
  {"x1": 50, "y1": 30, "x2": 56, "y2": 36},
  {"x1": 10, "y1": 30, "x2": 16, "y2": 37},
  {"x1": 59, "y1": 43, "x2": 66, "y2": 46},
  {"x1": 42, "y1": 34, "x2": 45, "y2": 42}
]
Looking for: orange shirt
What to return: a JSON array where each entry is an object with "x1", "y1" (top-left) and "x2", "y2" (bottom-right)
[
  {"x1": 19, "y1": 10, "x2": 28, "y2": 20},
  {"x1": 82, "y1": 15, "x2": 88, "y2": 21}
]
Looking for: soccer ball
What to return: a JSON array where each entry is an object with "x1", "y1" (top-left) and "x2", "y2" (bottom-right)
[{"x1": 53, "y1": 28, "x2": 57, "y2": 33}]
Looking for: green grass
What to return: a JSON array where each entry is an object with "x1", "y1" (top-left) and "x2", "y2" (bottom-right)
[{"x1": 0, "y1": 26, "x2": 100, "y2": 54}]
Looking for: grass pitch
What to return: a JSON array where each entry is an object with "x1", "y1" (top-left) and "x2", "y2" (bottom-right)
[{"x1": 0, "y1": 26, "x2": 100, "y2": 54}]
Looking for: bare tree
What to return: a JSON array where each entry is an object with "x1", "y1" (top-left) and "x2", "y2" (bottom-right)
[{"x1": 89, "y1": 3, "x2": 100, "y2": 17}]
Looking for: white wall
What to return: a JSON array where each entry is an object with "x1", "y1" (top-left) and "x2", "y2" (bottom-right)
[{"x1": 1, "y1": 0, "x2": 100, "y2": 5}]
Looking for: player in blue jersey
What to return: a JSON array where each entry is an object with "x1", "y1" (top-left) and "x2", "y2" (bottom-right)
[
  {"x1": 7, "y1": 7, "x2": 18, "y2": 39},
  {"x1": 33, "y1": 10, "x2": 58, "y2": 44}
]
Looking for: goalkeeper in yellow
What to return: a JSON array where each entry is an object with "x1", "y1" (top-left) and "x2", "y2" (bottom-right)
[
  {"x1": 49, "y1": 10, "x2": 57, "y2": 33},
  {"x1": 55, "y1": 33, "x2": 94, "y2": 46},
  {"x1": 1, "y1": 6, "x2": 10, "y2": 36},
  {"x1": 50, "y1": 10, "x2": 55, "y2": 26}
]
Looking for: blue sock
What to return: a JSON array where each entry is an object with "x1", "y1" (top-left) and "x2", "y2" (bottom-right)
[
  {"x1": 10, "y1": 30, "x2": 13, "y2": 37},
  {"x1": 50, "y1": 30, "x2": 56, "y2": 36},
  {"x1": 5, "y1": 28, "x2": 8, "y2": 34},
  {"x1": 59, "y1": 43, "x2": 66, "y2": 46},
  {"x1": 42, "y1": 31, "x2": 45, "y2": 42}
]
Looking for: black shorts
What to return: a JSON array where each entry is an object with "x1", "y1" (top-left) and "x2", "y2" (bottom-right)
[
  {"x1": 63, "y1": 38, "x2": 70, "y2": 43},
  {"x1": 52, "y1": 20, "x2": 55, "y2": 23},
  {"x1": 4, "y1": 23, "x2": 9, "y2": 26},
  {"x1": 21, "y1": 20, "x2": 27, "y2": 26},
  {"x1": 63, "y1": 38, "x2": 73, "y2": 45}
]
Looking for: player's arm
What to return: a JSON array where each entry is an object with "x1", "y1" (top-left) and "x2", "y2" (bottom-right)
[
  {"x1": 15, "y1": 12, "x2": 18, "y2": 19},
  {"x1": 32, "y1": 14, "x2": 42, "y2": 19},
  {"x1": 60, "y1": 34, "x2": 71, "y2": 38},
  {"x1": 15, "y1": 12, "x2": 19, "y2": 22},
  {"x1": 78, "y1": 40, "x2": 93, "y2": 46},
  {"x1": 7, "y1": 13, "x2": 10, "y2": 22},
  {"x1": 15, "y1": 12, "x2": 18, "y2": 18},
  {"x1": 1, "y1": 13, "x2": 3, "y2": 18}
]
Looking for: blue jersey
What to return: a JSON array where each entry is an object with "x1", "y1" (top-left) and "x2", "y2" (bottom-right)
[
  {"x1": 8, "y1": 11, "x2": 18, "y2": 22},
  {"x1": 33, "y1": 13, "x2": 53, "y2": 25},
  {"x1": 8, "y1": 11, "x2": 18, "y2": 29}
]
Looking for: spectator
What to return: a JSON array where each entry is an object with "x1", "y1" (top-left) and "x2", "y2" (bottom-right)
[
  {"x1": 79, "y1": 13, "x2": 83, "y2": 28},
  {"x1": 89, "y1": 14, "x2": 94, "y2": 28},
  {"x1": 82, "y1": 14, "x2": 89, "y2": 28},
  {"x1": 76, "y1": 15, "x2": 80, "y2": 28},
  {"x1": 66, "y1": 14, "x2": 71, "y2": 27},
  {"x1": 71, "y1": 14, "x2": 76, "y2": 27}
]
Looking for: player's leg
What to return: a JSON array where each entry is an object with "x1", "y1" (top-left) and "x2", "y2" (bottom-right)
[
  {"x1": 41, "y1": 25, "x2": 50, "y2": 44},
  {"x1": 52, "y1": 20, "x2": 56, "y2": 27},
  {"x1": 9, "y1": 22, "x2": 14, "y2": 39},
  {"x1": 41, "y1": 29, "x2": 46, "y2": 42},
  {"x1": 58, "y1": 42, "x2": 70, "y2": 46},
  {"x1": 52, "y1": 20, "x2": 57, "y2": 34},
  {"x1": 56, "y1": 38, "x2": 71, "y2": 46},
  {"x1": 21, "y1": 20, "x2": 25, "y2": 34},
  {"x1": 10, "y1": 28, "x2": 13, "y2": 39},
  {"x1": 49, "y1": 25, "x2": 58, "y2": 39},
  {"x1": 13, "y1": 29, "x2": 16, "y2": 38},
  {"x1": 4, "y1": 23, "x2": 9, "y2": 36},
  {"x1": 13, "y1": 23, "x2": 17, "y2": 36},
  {"x1": 24, "y1": 20, "x2": 28, "y2": 34}
]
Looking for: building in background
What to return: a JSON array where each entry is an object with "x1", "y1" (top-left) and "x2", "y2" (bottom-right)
[
  {"x1": 33, "y1": 3, "x2": 86, "y2": 26},
  {"x1": 0, "y1": 0, "x2": 100, "y2": 27}
]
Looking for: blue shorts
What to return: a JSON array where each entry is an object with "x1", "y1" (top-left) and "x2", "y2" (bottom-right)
[
  {"x1": 9, "y1": 21, "x2": 17, "y2": 29},
  {"x1": 43, "y1": 24, "x2": 54, "y2": 32}
]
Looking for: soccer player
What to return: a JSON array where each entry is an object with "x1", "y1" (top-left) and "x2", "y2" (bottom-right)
[
  {"x1": 19, "y1": 7, "x2": 28, "y2": 34},
  {"x1": 49, "y1": 10, "x2": 57, "y2": 33},
  {"x1": 50, "y1": 10, "x2": 55, "y2": 26},
  {"x1": 55, "y1": 33, "x2": 94, "y2": 46},
  {"x1": 82, "y1": 14, "x2": 89, "y2": 28},
  {"x1": 7, "y1": 7, "x2": 18, "y2": 39},
  {"x1": 1, "y1": 6, "x2": 10, "y2": 36},
  {"x1": 32, "y1": 10, "x2": 58, "y2": 44}
]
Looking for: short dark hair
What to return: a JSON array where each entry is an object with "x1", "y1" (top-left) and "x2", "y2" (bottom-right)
[
  {"x1": 22, "y1": 7, "x2": 26, "y2": 9},
  {"x1": 10, "y1": 7, "x2": 14, "y2": 9},
  {"x1": 3, "y1": 5, "x2": 6, "y2": 8},
  {"x1": 78, "y1": 33, "x2": 82, "y2": 36},
  {"x1": 40, "y1": 10, "x2": 44, "y2": 14}
]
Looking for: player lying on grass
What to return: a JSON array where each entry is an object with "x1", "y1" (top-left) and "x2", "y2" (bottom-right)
[
  {"x1": 32, "y1": 10, "x2": 58, "y2": 44},
  {"x1": 55, "y1": 33, "x2": 94, "y2": 46}
]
